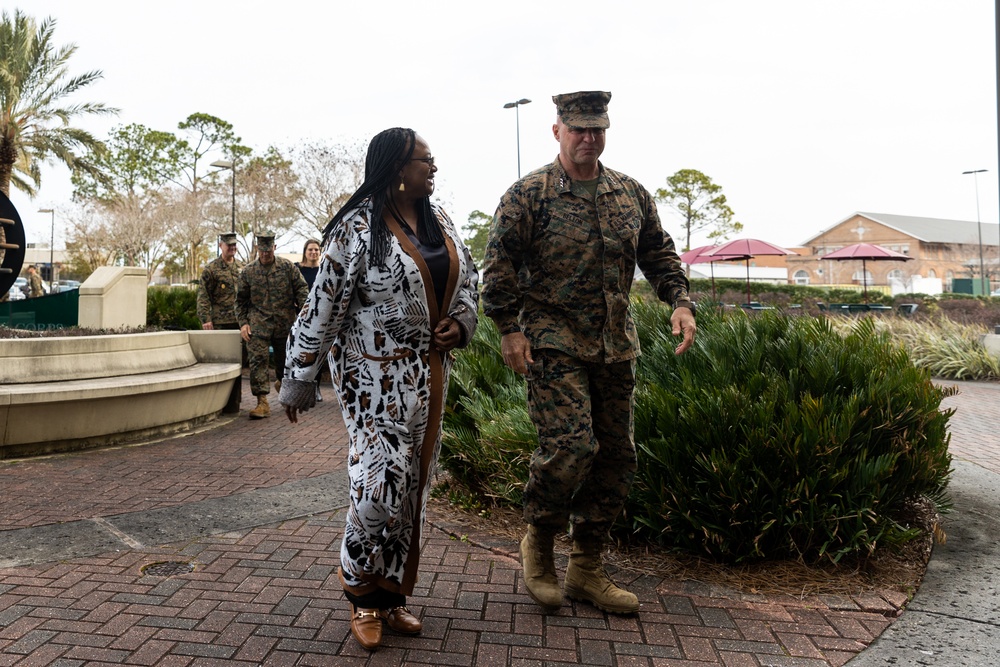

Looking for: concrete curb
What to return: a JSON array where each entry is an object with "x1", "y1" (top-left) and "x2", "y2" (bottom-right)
[{"x1": 846, "y1": 459, "x2": 1000, "y2": 665}]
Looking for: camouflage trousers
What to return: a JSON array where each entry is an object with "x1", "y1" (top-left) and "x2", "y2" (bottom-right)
[
  {"x1": 246, "y1": 330, "x2": 289, "y2": 397},
  {"x1": 523, "y1": 349, "x2": 637, "y2": 542}
]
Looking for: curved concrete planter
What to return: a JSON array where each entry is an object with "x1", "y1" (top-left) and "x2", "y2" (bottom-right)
[{"x1": 0, "y1": 330, "x2": 242, "y2": 459}]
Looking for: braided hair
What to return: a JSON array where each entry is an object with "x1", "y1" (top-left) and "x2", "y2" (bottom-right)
[{"x1": 322, "y1": 127, "x2": 445, "y2": 267}]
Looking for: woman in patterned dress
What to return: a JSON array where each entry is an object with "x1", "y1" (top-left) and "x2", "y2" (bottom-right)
[{"x1": 279, "y1": 128, "x2": 478, "y2": 651}]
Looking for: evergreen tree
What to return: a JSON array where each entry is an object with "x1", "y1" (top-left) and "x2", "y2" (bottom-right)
[{"x1": 656, "y1": 168, "x2": 742, "y2": 252}]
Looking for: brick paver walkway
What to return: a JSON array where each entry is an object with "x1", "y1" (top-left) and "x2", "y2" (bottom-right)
[
  {"x1": 0, "y1": 375, "x2": 995, "y2": 666},
  {"x1": 937, "y1": 379, "x2": 1000, "y2": 475}
]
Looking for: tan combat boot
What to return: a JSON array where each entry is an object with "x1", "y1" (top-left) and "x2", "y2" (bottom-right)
[
  {"x1": 519, "y1": 525, "x2": 563, "y2": 612},
  {"x1": 249, "y1": 395, "x2": 270, "y2": 419},
  {"x1": 564, "y1": 540, "x2": 639, "y2": 614}
]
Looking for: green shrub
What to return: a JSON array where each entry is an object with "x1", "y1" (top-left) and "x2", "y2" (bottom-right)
[
  {"x1": 147, "y1": 286, "x2": 201, "y2": 330},
  {"x1": 629, "y1": 301, "x2": 952, "y2": 563},
  {"x1": 679, "y1": 280, "x2": 1000, "y2": 326},
  {"x1": 686, "y1": 278, "x2": 894, "y2": 306},
  {"x1": 443, "y1": 316, "x2": 536, "y2": 506},
  {"x1": 442, "y1": 303, "x2": 953, "y2": 564}
]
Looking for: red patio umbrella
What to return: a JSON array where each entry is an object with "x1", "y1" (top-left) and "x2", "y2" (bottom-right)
[
  {"x1": 679, "y1": 244, "x2": 750, "y2": 301},
  {"x1": 678, "y1": 244, "x2": 718, "y2": 264},
  {"x1": 704, "y1": 238, "x2": 797, "y2": 306},
  {"x1": 819, "y1": 243, "x2": 913, "y2": 303}
]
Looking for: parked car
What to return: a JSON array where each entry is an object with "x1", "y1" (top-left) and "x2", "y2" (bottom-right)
[
  {"x1": 6, "y1": 285, "x2": 25, "y2": 300},
  {"x1": 53, "y1": 279, "x2": 81, "y2": 292},
  {"x1": 13, "y1": 276, "x2": 28, "y2": 297},
  {"x1": 992, "y1": 288, "x2": 1000, "y2": 297}
]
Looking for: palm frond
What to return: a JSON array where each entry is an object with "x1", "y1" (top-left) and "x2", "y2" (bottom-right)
[{"x1": 0, "y1": 9, "x2": 118, "y2": 196}]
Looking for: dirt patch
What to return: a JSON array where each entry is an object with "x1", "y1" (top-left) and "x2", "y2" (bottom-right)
[{"x1": 427, "y1": 489, "x2": 937, "y2": 600}]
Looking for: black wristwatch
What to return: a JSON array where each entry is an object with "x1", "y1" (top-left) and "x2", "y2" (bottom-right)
[{"x1": 674, "y1": 299, "x2": 696, "y2": 317}]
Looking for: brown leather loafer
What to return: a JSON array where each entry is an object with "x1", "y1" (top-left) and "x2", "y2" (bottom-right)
[
  {"x1": 380, "y1": 606, "x2": 422, "y2": 635},
  {"x1": 350, "y1": 605, "x2": 382, "y2": 650}
]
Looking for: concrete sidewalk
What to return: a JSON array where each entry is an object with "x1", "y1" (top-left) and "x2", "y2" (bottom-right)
[
  {"x1": 846, "y1": 380, "x2": 1000, "y2": 666},
  {"x1": 0, "y1": 377, "x2": 997, "y2": 665}
]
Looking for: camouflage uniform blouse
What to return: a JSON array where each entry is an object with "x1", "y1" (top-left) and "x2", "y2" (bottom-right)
[
  {"x1": 236, "y1": 257, "x2": 309, "y2": 338},
  {"x1": 197, "y1": 257, "x2": 242, "y2": 325},
  {"x1": 482, "y1": 157, "x2": 690, "y2": 364},
  {"x1": 28, "y1": 272, "x2": 44, "y2": 298}
]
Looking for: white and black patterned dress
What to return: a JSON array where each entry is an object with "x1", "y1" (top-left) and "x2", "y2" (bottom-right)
[{"x1": 285, "y1": 201, "x2": 479, "y2": 596}]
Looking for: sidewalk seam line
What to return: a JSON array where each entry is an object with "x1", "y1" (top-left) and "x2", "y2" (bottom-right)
[
  {"x1": 905, "y1": 607, "x2": 1000, "y2": 628},
  {"x1": 92, "y1": 516, "x2": 145, "y2": 550}
]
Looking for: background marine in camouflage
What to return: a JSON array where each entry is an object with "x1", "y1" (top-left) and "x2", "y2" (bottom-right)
[
  {"x1": 197, "y1": 233, "x2": 242, "y2": 329},
  {"x1": 237, "y1": 231, "x2": 309, "y2": 419},
  {"x1": 198, "y1": 233, "x2": 244, "y2": 413},
  {"x1": 26, "y1": 265, "x2": 44, "y2": 298}
]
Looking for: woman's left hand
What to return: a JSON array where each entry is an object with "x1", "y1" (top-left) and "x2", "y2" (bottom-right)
[{"x1": 433, "y1": 317, "x2": 461, "y2": 351}]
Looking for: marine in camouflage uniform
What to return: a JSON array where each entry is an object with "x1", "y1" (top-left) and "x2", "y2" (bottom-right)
[
  {"x1": 481, "y1": 91, "x2": 696, "y2": 615},
  {"x1": 27, "y1": 265, "x2": 44, "y2": 298},
  {"x1": 197, "y1": 233, "x2": 242, "y2": 328},
  {"x1": 198, "y1": 233, "x2": 244, "y2": 413},
  {"x1": 237, "y1": 232, "x2": 309, "y2": 419}
]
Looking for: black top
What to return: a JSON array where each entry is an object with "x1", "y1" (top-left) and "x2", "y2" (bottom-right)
[
  {"x1": 296, "y1": 264, "x2": 319, "y2": 290},
  {"x1": 398, "y1": 225, "x2": 450, "y2": 312}
]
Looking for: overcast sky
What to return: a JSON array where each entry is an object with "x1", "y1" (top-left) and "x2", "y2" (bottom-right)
[{"x1": 9, "y1": 0, "x2": 999, "y2": 254}]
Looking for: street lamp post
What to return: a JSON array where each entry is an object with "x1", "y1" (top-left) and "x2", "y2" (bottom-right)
[
  {"x1": 503, "y1": 98, "x2": 531, "y2": 178},
  {"x1": 210, "y1": 160, "x2": 236, "y2": 234},
  {"x1": 38, "y1": 208, "x2": 55, "y2": 288},
  {"x1": 962, "y1": 169, "x2": 988, "y2": 294}
]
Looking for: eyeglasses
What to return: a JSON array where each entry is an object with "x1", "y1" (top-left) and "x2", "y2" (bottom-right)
[{"x1": 410, "y1": 156, "x2": 436, "y2": 166}]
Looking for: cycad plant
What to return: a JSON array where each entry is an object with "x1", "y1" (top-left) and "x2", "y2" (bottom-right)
[
  {"x1": 443, "y1": 316, "x2": 536, "y2": 505},
  {"x1": 630, "y1": 301, "x2": 952, "y2": 563}
]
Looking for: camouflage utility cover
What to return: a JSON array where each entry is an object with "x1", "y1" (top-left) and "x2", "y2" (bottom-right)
[
  {"x1": 28, "y1": 271, "x2": 44, "y2": 298},
  {"x1": 255, "y1": 232, "x2": 276, "y2": 250},
  {"x1": 482, "y1": 157, "x2": 689, "y2": 364},
  {"x1": 553, "y1": 90, "x2": 611, "y2": 129}
]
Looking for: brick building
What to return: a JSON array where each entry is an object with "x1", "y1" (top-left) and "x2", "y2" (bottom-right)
[{"x1": 785, "y1": 212, "x2": 1000, "y2": 294}]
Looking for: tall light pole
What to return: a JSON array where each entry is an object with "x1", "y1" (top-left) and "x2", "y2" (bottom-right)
[
  {"x1": 38, "y1": 208, "x2": 55, "y2": 288},
  {"x1": 962, "y1": 169, "x2": 988, "y2": 294},
  {"x1": 210, "y1": 160, "x2": 236, "y2": 234},
  {"x1": 503, "y1": 98, "x2": 531, "y2": 178}
]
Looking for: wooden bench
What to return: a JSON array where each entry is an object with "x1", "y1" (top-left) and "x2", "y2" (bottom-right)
[{"x1": 0, "y1": 330, "x2": 241, "y2": 459}]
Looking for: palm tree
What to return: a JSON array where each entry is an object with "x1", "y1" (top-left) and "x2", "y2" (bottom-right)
[{"x1": 0, "y1": 9, "x2": 118, "y2": 198}]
